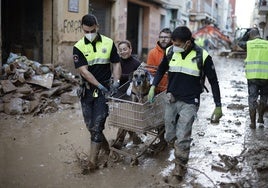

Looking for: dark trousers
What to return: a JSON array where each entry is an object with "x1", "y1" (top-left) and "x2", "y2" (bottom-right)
[
  {"x1": 248, "y1": 79, "x2": 268, "y2": 110},
  {"x1": 80, "y1": 88, "x2": 109, "y2": 143}
]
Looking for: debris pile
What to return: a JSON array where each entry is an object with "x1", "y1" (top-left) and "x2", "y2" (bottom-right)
[{"x1": 0, "y1": 53, "x2": 79, "y2": 115}]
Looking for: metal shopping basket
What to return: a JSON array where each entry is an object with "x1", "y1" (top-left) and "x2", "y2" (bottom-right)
[{"x1": 107, "y1": 65, "x2": 167, "y2": 165}]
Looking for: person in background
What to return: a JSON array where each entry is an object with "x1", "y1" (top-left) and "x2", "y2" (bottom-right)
[
  {"x1": 195, "y1": 36, "x2": 209, "y2": 51},
  {"x1": 146, "y1": 28, "x2": 172, "y2": 152},
  {"x1": 147, "y1": 28, "x2": 172, "y2": 93},
  {"x1": 148, "y1": 26, "x2": 222, "y2": 185},
  {"x1": 73, "y1": 14, "x2": 121, "y2": 173},
  {"x1": 244, "y1": 28, "x2": 268, "y2": 129},
  {"x1": 118, "y1": 40, "x2": 141, "y2": 85},
  {"x1": 112, "y1": 40, "x2": 142, "y2": 149},
  {"x1": 195, "y1": 36, "x2": 205, "y2": 48}
]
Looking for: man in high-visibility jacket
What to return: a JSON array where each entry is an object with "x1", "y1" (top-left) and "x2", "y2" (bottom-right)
[
  {"x1": 195, "y1": 37, "x2": 205, "y2": 48},
  {"x1": 73, "y1": 14, "x2": 121, "y2": 173},
  {"x1": 244, "y1": 28, "x2": 268, "y2": 129},
  {"x1": 148, "y1": 26, "x2": 222, "y2": 185}
]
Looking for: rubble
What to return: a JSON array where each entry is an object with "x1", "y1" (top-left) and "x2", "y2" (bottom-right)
[{"x1": 0, "y1": 53, "x2": 79, "y2": 115}]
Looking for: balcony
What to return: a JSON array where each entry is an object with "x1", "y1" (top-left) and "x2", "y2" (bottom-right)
[
  {"x1": 189, "y1": 11, "x2": 216, "y2": 24},
  {"x1": 258, "y1": 0, "x2": 268, "y2": 15},
  {"x1": 146, "y1": 0, "x2": 181, "y2": 8}
]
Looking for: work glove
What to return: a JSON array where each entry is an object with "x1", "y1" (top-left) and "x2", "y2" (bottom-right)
[
  {"x1": 110, "y1": 80, "x2": 120, "y2": 96},
  {"x1": 97, "y1": 83, "x2": 109, "y2": 96},
  {"x1": 210, "y1": 106, "x2": 222, "y2": 123},
  {"x1": 148, "y1": 86, "x2": 155, "y2": 103}
]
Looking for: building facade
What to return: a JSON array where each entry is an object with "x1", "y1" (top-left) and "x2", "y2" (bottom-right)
[
  {"x1": 0, "y1": 0, "x2": 237, "y2": 75},
  {"x1": 254, "y1": 0, "x2": 268, "y2": 39}
]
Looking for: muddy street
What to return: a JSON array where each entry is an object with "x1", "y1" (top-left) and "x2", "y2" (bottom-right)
[{"x1": 0, "y1": 54, "x2": 267, "y2": 188}]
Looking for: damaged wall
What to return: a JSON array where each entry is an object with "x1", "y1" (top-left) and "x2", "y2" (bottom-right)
[
  {"x1": 49, "y1": 0, "x2": 88, "y2": 74},
  {"x1": 1, "y1": 0, "x2": 174, "y2": 76}
]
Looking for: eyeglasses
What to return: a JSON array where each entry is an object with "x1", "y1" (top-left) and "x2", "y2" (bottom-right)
[{"x1": 159, "y1": 36, "x2": 171, "y2": 39}]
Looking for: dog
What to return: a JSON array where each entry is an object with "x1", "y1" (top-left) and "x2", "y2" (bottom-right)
[{"x1": 130, "y1": 68, "x2": 151, "y2": 103}]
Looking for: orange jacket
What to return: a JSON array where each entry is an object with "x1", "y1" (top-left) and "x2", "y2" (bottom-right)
[{"x1": 146, "y1": 43, "x2": 168, "y2": 93}]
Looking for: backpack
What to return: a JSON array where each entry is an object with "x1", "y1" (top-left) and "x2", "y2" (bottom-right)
[{"x1": 166, "y1": 45, "x2": 209, "y2": 93}]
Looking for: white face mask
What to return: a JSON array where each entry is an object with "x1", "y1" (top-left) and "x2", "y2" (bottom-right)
[
  {"x1": 85, "y1": 33, "x2": 97, "y2": 42},
  {"x1": 173, "y1": 45, "x2": 185, "y2": 53}
]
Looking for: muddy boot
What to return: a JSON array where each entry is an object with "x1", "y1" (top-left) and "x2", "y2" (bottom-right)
[
  {"x1": 257, "y1": 103, "x2": 265, "y2": 124},
  {"x1": 164, "y1": 163, "x2": 186, "y2": 186},
  {"x1": 129, "y1": 131, "x2": 142, "y2": 145},
  {"x1": 99, "y1": 135, "x2": 110, "y2": 168},
  {"x1": 82, "y1": 142, "x2": 101, "y2": 174},
  {"x1": 101, "y1": 134, "x2": 110, "y2": 155},
  {"x1": 249, "y1": 109, "x2": 256, "y2": 129}
]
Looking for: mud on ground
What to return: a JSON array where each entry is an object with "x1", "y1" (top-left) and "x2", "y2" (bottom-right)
[{"x1": 0, "y1": 55, "x2": 268, "y2": 188}]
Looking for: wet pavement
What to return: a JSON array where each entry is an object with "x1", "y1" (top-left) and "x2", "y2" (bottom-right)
[{"x1": 0, "y1": 54, "x2": 267, "y2": 188}]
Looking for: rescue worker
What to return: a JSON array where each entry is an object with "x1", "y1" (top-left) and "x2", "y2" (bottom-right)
[
  {"x1": 146, "y1": 28, "x2": 172, "y2": 152},
  {"x1": 148, "y1": 26, "x2": 222, "y2": 184},
  {"x1": 195, "y1": 36, "x2": 205, "y2": 48},
  {"x1": 113, "y1": 40, "x2": 142, "y2": 149},
  {"x1": 73, "y1": 14, "x2": 121, "y2": 173},
  {"x1": 244, "y1": 28, "x2": 268, "y2": 129},
  {"x1": 196, "y1": 36, "x2": 209, "y2": 51}
]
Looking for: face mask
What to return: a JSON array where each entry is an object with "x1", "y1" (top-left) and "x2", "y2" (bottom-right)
[
  {"x1": 85, "y1": 33, "x2": 97, "y2": 42},
  {"x1": 173, "y1": 45, "x2": 185, "y2": 53}
]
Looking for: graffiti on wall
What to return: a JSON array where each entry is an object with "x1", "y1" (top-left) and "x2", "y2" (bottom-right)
[{"x1": 63, "y1": 19, "x2": 82, "y2": 34}]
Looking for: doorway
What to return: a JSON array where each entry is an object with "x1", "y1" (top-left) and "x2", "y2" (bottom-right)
[
  {"x1": 127, "y1": 2, "x2": 143, "y2": 58},
  {"x1": 1, "y1": 0, "x2": 43, "y2": 63}
]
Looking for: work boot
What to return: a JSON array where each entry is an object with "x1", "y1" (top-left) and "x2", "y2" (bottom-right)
[
  {"x1": 257, "y1": 103, "x2": 265, "y2": 124},
  {"x1": 164, "y1": 163, "x2": 186, "y2": 186},
  {"x1": 82, "y1": 142, "x2": 101, "y2": 174},
  {"x1": 101, "y1": 134, "x2": 110, "y2": 155},
  {"x1": 249, "y1": 109, "x2": 256, "y2": 129},
  {"x1": 173, "y1": 163, "x2": 186, "y2": 177},
  {"x1": 99, "y1": 135, "x2": 110, "y2": 168}
]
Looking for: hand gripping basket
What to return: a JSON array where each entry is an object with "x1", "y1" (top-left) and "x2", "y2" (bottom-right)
[{"x1": 107, "y1": 91, "x2": 165, "y2": 133}]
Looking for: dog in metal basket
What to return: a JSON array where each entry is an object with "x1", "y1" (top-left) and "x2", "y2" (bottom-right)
[{"x1": 130, "y1": 68, "x2": 151, "y2": 103}]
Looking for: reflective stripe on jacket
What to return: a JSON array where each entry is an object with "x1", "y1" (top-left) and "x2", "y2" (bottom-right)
[
  {"x1": 167, "y1": 48, "x2": 209, "y2": 77},
  {"x1": 74, "y1": 35, "x2": 113, "y2": 66},
  {"x1": 245, "y1": 38, "x2": 268, "y2": 79}
]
